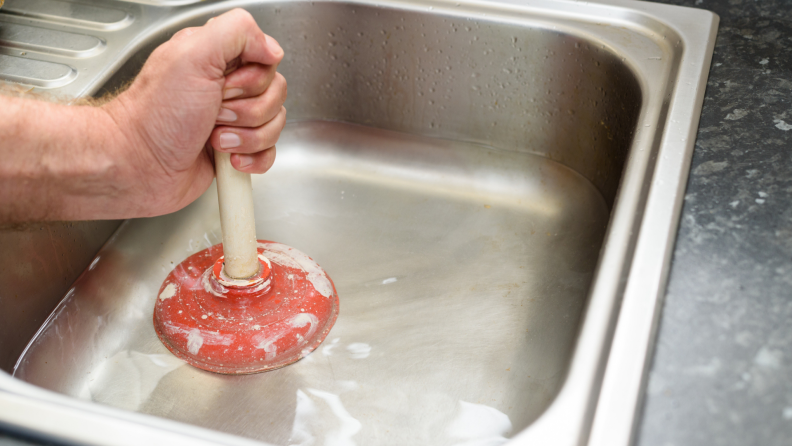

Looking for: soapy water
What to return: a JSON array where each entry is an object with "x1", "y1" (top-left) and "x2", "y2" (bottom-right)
[
  {"x1": 290, "y1": 387, "x2": 362, "y2": 446},
  {"x1": 80, "y1": 350, "x2": 184, "y2": 412},
  {"x1": 83, "y1": 338, "x2": 513, "y2": 446},
  {"x1": 446, "y1": 401, "x2": 512, "y2": 446},
  {"x1": 287, "y1": 383, "x2": 511, "y2": 446},
  {"x1": 345, "y1": 343, "x2": 371, "y2": 359},
  {"x1": 26, "y1": 252, "x2": 525, "y2": 446},
  {"x1": 12, "y1": 123, "x2": 601, "y2": 444}
]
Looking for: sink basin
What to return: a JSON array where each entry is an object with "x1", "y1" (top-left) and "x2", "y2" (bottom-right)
[{"x1": 0, "y1": 0, "x2": 718, "y2": 445}]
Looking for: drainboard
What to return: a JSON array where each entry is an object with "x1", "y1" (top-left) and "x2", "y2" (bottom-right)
[{"x1": 0, "y1": 1, "x2": 718, "y2": 445}]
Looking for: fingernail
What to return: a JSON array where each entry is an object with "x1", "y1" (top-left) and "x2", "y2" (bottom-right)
[
  {"x1": 237, "y1": 154, "x2": 253, "y2": 168},
  {"x1": 217, "y1": 108, "x2": 237, "y2": 122},
  {"x1": 267, "y1": 35, "x2": 284, "y2": 56},
  {"x1": 219, "y1": 133, "x2": 241, "y2": 149},
  {"x1": 223, "y1": 88, "x2": 243, "y2": 99}
]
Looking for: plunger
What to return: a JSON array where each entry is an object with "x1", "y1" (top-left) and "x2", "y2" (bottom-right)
[{"x1": 153, "y1": 149, "x2": 339, "y2": 374}]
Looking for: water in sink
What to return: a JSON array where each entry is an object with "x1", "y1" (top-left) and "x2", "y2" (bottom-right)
[{"x1": 14, "y1": 121, "x2": 608, "y2": 445}]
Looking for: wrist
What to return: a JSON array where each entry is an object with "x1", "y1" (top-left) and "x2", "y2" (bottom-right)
[
  {"x1": 47, "y1": 104, "x2": 126, "y2": 219},
  {"x1": 99, "y1": 90, "x2": 170, "y2": 217}
]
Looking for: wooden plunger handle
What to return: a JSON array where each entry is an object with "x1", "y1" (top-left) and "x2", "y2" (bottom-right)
[{"x1": 214, "y1": 150, "x2": 260, "y2": 279}]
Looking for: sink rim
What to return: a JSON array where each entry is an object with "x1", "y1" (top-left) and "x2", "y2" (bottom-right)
[{"x1": 0, "y1": 0, "x2": 718, "y2": 445}]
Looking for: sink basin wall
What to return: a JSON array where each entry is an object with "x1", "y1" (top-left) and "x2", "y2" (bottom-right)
[
  {"x1": 100, "y1": 2, "x2": 642, "y2": 206},
  {"x1": 0, "y1": 221, "x2": 120, "y2": 373}
]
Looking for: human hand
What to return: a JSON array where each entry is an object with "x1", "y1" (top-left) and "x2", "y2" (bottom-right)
[{"x1": 104, "y1": 8, "x2": 287, "y2": 217}]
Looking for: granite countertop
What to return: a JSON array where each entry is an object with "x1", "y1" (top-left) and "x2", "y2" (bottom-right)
[
  {"x1": 1, "y1": 0, "x2": 789, "y2": 445},
  {"x1": 638, "y1": 0, "x2": 792, "y2": 444}
]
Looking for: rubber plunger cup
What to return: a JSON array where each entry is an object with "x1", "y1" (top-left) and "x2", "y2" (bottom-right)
[{"x1": 152, "y1": 151, "x2": 339, "y2": 374}]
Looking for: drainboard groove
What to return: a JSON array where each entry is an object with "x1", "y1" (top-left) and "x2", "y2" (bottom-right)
[
  {"x1": 0, "y1": 53, "x2": 76, "y2": 88},
  {"x1": 0, "y1": 0, "x2": 134, "y2": 31},
  {"x1": 0, "y1": 20, "x2": 106, "y2": 58}
]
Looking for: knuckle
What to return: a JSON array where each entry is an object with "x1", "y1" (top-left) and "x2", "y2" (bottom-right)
[
  {"x1": 258, "y1": 72, "x2": 269, "y2": 91},
  {"x1": 253, "y1": 99, "x2": 270, "y2": 122},
  {"x1": 258, "y1": 148, "x2": 276, "y2": 173},
  {"x1": 267, "y1": 129, "x2": 279, "y2": 145},
  {"x1": 171, "y1": 28, "x2": 194, "y2": 41},
  {"x1": 256, "y1": 126, "x2": 271, "y2": 142},
  {"x1": 277, "y1": 74, "x2": 288, "y2": 100},
  {"x1": 231, "y1": 8, "x2": 255, "y2": 23},
  {"x1": 268, "y1": 151, "x2": 277, "y2": 168}
]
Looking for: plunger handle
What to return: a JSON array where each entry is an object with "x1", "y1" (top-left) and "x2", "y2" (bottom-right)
[{"x1": 214, "y1": 150, "x2": 260, "y2": 279}]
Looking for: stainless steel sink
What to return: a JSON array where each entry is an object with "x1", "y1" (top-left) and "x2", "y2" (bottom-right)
[{"x1": 0, "y1": 0, "x2": 718, "y2": 445}]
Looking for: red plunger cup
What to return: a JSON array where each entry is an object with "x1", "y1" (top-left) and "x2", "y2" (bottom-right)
[{"x1": 152, "y1": 150, "x2": 339, "y2": 374}]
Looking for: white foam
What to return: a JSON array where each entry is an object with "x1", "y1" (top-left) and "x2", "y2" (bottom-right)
[
  {"x1": 253, "y1": 313, "x2": 318, "y2": 360},
  {"x1": 346, "y1": 343, "x2": 371, "y2": 359},
  {"x1": 308, "y1": 389, "x2": 362, "y2": 446},
  {"x1": 162, "y1": 323, "x2": 234, "y2": 354},
  {"x1": 446, "y1": 401, "x2": 512, "y2": 446},
  {"x1": 260, "y1": 242, "x2": 334, "y2": 298},
  {"x1": 186, "y1": 329, "x2": 204, "y2": 355},
  {"x1": 291, "y1": 313, "x2": 319, "y2": 340},
  {"x1": 158, "y1": 283, "x2": 177, "y2": 301}
]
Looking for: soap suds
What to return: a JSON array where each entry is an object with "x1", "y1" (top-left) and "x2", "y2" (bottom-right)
[
  {"x1": 261, "y1": 242, "x2": 334, "y2": 298},
  {"x1": 257, "y1": 337, "x2": 279, "y2": 360},
  {"x1": 446, "y1": 401, "x2": 512, "y2": 445},
  {"x1": 346, "y1": 343, "x2": 371, "y2": 359},
  {"x1": 308, "y1": 388, "x2": 362, "y2": 446},
  {"x1": 291, "y1": 313, "x2": 319, "y2": 340},
  {"x1": 159, "y1": 283, "x2": 177, "y2": 301},
  {"x1": 323, "y1": 337, "x2": 340, "y2": 356},
  {"x1": 187, "y1": 328, "x2": 204, "y2": 355},
  {"x1": 163, "y1": 323, "x2": 234, "y2": 352},
  {"x1": 253, "y1": 313, "x2": 318, "y2": 360}
]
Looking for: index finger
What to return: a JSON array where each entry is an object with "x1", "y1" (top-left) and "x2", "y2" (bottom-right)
[{"x1": 190, "y1": 9, "x2": 283, "y2": 78}]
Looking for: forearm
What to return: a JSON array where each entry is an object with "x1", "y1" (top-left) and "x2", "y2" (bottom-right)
[
  {"x1": 0, "y1": 96, "x2": 132, "y2": 222},
  {"x1": 0, "y1": 9, "x2": 285, "y2": 223}
]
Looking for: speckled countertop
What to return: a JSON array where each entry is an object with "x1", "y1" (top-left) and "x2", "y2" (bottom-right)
[
  {"x1": 0, "y1": 0, "x2": 789, "y2": 445},
  {"x1": 637, "y1": 0, "x2": 792, "y2": 444}
]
